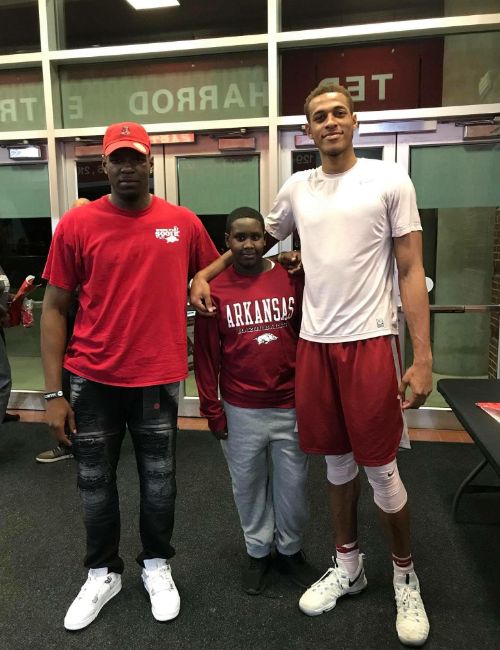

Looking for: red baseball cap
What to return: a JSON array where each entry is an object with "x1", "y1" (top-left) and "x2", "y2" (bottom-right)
[{"x1": 103, "y1": 122, "x2": 151, "y2": 156}]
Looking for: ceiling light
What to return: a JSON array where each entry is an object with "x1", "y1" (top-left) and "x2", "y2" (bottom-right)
[{"x1": 126, "y1": 1, "x2": 180, "y2": 10}]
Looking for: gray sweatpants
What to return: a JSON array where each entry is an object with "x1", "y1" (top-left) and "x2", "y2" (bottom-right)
[{"x1": 222, "y1": 401, "x2": 309, "y2": 558}]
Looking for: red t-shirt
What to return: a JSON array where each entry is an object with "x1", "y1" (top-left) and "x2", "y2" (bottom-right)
[
  {"x1": 43, "y1": 195, "x2": 218, "y2": 386},
  {"x1": 194, "y1": 263, "x2": 303, "y2": 432}
]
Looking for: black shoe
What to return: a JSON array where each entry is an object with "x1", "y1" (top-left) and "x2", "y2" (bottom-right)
[
  {"x1": 2, "y1": 412, "x2": 20, "y2": 423},
  {"x1": 242, "y1": 554, "x2": 271, "y2": 595},
  {"x1": 274, "y1": 550, "x2": 320, "y2": 588}
]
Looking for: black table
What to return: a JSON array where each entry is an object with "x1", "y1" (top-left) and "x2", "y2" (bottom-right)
[{"x1": 437, "y1": 378, "x2": 500, "y2": 520}]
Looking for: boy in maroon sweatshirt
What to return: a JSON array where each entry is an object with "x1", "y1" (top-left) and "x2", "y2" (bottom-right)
[{"x1": 194, "y1": 207, "x2": 317, "y2": 595}]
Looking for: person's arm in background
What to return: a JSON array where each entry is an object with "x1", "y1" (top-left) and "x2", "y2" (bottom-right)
[
  {"x1": 393, "y1": 231, "x2": 433, "y2": 409},
  {"x1": 0, "y1": 259, "x2": 11, "y2": 309},
  {"x1": 193, "y1": 312, "x2": 228, "y2": 439},
  {"x1": 0, "y1": 267, "x2": 9, "y2": 421},
  {"x1": 41, "y1": 284, "x2": 76, "y2": 445},
  {"x1": 0, "y1": 265, "x2": 9, "y2": 324},
  {"x1": 72, "y1": 198, "x2": 90, "y2": 208}
]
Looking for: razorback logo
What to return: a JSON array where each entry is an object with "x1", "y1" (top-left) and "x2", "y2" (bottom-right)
[{"x1": 255, "y1": 333, "x2": 278, "y2": 345}]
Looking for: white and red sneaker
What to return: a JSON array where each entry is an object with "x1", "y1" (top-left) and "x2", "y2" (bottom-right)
[
  {"x1": 298, "y1": 554, "x2": 367, "y2": 616},
  {"x1": 394, "y1": 570, "x2": 430, "y2": 646}
]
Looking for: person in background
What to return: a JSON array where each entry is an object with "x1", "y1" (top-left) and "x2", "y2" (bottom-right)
[
  {"x1": 190, "y1": 82, "x2": 432, "y2": 647},
  {"x1": 41, "y1": 122, "x2": 218, "y2": 631},
  {"x1": 194, "y1": 207, "x2": 317, "y2": 595},
  {"x1": 0, "y1": 263, "x2": 14, "y2": 424}
]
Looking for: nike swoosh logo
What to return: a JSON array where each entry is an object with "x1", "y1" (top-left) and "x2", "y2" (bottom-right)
[
  {"x1": 388, "y1": 470, "x2": 395, "y2": 477},
  {"x1": 348, "y1": 570, "x2": 363, "y2": 587}
]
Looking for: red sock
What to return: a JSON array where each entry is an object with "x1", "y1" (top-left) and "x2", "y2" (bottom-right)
[{"x1": 392, "y1": 553, "x2": 414, "y2": 576}]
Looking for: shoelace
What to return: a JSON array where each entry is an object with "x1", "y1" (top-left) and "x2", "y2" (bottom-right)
[
  {"x1": 310, "y1": 566, "x2": 347, "y2": 596},
  {"x1": 77, "y1": 575, "x2": 109, "y2": 602},
  {"x1": 396, "y1": 585, "x2": 425, "y2": 619},
  {"x1": 147, "y1": 566, "x2": 175, "y2": 594}
]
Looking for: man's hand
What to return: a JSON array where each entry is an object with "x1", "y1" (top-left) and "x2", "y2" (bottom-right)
[
  {"x1": 45, "y1": 398, "x2": 76, "y2": 446},
  {"x1": 211, "y1": 429, "x2": 228, "y2": 440},
  {"x1": 399, "y1": 359, "x2": 433, "y2": 409},
  {"x1": 72, "y1": 197, "x2": 90, "y2": 208},
  {"x1": 190, "y1": 273, "x2": 217, "y2": 316},
  {"x1": 277, "y1": 251, "x2": 302, "y2": 274}
]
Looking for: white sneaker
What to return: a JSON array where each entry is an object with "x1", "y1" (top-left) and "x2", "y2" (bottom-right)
[
  {"x1": 394, "y1": 571, "x2": 430, "y2": 646},
  {"x1": 298, "y1": 554, "x2": 367, "y2": 616},
  {"x1": 142, "y1": 562, "x2": 180, "y2": 621},
  {"x1": 64, "y1": 570, "x2": 122, "y2": 630}
]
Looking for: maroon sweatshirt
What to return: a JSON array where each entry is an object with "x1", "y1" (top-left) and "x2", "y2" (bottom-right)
[{"x1": 194, "y1": 263, "x2": 303, "y2": 433}]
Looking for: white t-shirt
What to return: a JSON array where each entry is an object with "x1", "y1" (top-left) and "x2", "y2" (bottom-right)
[{"x1": 265, "y1": 158, "x2": 421, "y2": 343}]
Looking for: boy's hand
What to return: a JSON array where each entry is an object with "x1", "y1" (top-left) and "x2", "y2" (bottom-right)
[{"x1": 211, "y1": 429, "x2": 228, "y2": 440}]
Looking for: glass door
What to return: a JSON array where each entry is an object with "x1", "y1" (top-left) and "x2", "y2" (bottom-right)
[
  {"x1": 1, "y1": 146, "x2": 51, "y2": 410},
  {"x1": 162, "y1": 133, "x2": 267, "y2": 416},
  {"x1": 397, "y1": 124, "x2": 500, "y2": 428}
]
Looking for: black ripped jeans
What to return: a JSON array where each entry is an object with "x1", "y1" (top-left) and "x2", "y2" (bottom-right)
[{"x1": 70, "y1": 374, "x2": 179, "y2": 574}]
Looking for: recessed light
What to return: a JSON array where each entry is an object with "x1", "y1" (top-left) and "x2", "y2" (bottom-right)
[{"x1": 126, "y1": 1, "x2": 180, "y2": 10}]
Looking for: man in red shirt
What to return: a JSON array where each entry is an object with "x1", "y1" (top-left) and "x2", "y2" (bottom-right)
[
  {"x1": 194, "y1": 207, "x2": 317, "y2": 595},
  {"x1": 41, "y1": 122, "x2": 218, "y2": 631}
]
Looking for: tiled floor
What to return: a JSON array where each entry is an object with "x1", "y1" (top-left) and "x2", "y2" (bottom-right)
[{"x1": 6, "y1": 410, "x2": 473, "y2": 444}]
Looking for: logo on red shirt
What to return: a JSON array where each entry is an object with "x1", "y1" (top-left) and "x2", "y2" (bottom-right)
[
  {"x1": 255, "y1": 333, "x2": 278, "y2": 345},
  {"x1": 155, "y1": 227, "x2": 180, "y2": 243}
]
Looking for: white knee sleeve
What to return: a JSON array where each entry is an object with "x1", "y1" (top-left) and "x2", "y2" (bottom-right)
[
  {"x1": 364, "y1": 460, "x2": 407, "y2": 514},
  {"x1": 325, "y1": 452, "x2": 359, "y2": 486}
]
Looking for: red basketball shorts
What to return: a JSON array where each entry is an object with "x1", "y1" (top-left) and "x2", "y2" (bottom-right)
[{"x1": 295, "y1": 335, "x2": 406, "y2": 467}]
